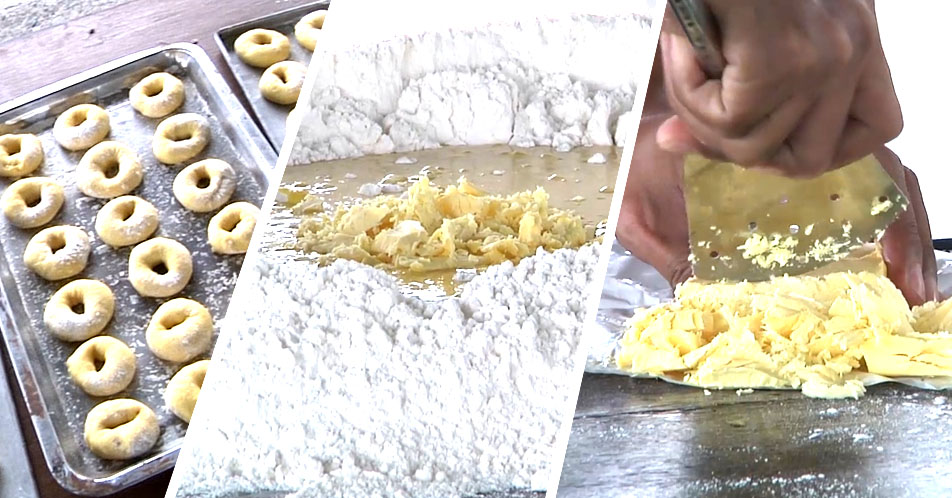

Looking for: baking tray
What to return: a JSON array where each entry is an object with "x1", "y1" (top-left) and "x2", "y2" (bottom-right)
[
  {"x1": 215, "y1": 1, "x2": 330, "y2": 152},
  {"x1": 0, "y1": 43, "x2": 276, "y2": 495}
]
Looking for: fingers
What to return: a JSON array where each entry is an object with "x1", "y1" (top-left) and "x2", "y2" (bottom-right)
[
  {"x1": 659, "y1": 0, "x2": 897, "y2": 176},
  {"x1": 904, "y1": 167, "x2": 938, "y2": 301},
  {"x1": 877, "y1": 149, "x2": 932, "y2": 305}
]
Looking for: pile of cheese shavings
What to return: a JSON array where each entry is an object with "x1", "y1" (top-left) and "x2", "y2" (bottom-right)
[
  {"x1": 296, "y1": 177, "x2": 588, "y2": 271},
  {"x1": 617, "y1": 248, "x2": 952, "y2": 398}
]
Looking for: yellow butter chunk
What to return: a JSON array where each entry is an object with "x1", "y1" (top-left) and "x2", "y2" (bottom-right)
[
  {"x1": 618, "y1": 246, "x2": 952, "y2": 398},
  {"x1": 296, "y1": 177, "x2": 588, "y2": 271}
]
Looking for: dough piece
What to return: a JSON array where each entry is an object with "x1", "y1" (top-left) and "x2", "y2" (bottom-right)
[
  {"x1": 164, "y1": 359, "x2": 209, "y2": 423},
  {"x1": 67, "y1": 336, "x2": 136, "y2": 396},
  {"x1": 0, "y1": 133, "x2": 43, "y2": 177},
  {"x1": 83, "y1": 399, "x2": 159, "y2": 460},
  {"x1": 44, "y1": 279, "x2": 115, "y2": 341},
  {"x1": 95, "y1": 195, "x2": 159, "y2": 247},
  {"x1": 208, "y1": 202, "x2": 259, "y2": 254},
  {"x1": 128, "y1": 237, "x2": 193, "y2": 297},
  {"x1": 152, "y1": 113, "x2": 210, "y2": 164},
  {"x1": 147, "y1": 298, "x2": 213, "y2": 363},
  {"x1": 129, "y1": 72, "x2": 185, "y2": 118},
  {"x1": 1, "y1": 177, "x2": 65, "y2": 228},
  {"x1": 53, "y1": 104, "x2": 110, "y2": 151},
  {"x1": 234, "y1": 28, "x2": 290, "y2": 68},
  {"x1": 294, "y1": 10, "x2": 326, "y2": 51},
  {"x1": 77, "y1": 141, "x2": 144, "y2": 198},
  {"x1": 172, "y1": 159, "x2": 237, "y2": 213},
  {"x1": 259, "y1": 61, "x2": 307, "y2": 105},
  {"x1": 24, "y1": 225, "x2": 91, "y2": 280}
]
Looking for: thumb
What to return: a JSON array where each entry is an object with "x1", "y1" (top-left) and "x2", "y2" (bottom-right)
[{"x1": 656, "y1": 116, "x2": 707, "y2": 156}]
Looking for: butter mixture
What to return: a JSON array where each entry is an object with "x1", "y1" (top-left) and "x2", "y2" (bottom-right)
[
  {"x1": 617, "y1": 247, "x2": 952, "y2": 398},
  {"x1": 296, "y1": 177, "x2": 588, "y2": 271}
]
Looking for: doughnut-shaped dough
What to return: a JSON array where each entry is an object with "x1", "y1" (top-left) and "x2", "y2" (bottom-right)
[
  {"x1": 234, "y1": 28, "x2": 290, "y2": 68},
  {"x1": 294, "y1": 10, "x2": 326, "y2": 51},
  {"x1": 259, "y1": 61, "x2": 307, "y2": 106},
  {"x1": 95, "y1": 196, "x2": 158, "y2": 247},
  {"x1": 152, "y1": 113, "x2": 210, "y2": 165},
  {"x1": 84, "y1": 399, "x2": 159, "y2": 460},
  {"x1": 53, "y1": 104, "x2": 110, "y2": 151},
  {"x1": 172, "y1": 159, "x2": 237, "y2": 213},
  {"x1": 24, "y1": 225, "x2": 91, "y2": 280},
  {"x1": 67, "y1": 336, "x2": 135, "y2": 396},
  {"x1": 147, "y1": 298, "x2": 213, "y2": 363},
  {"x1": 0, "y1": 134, "x2": 43, "y2": 177},
  {"x1": 43, "y1": 279, "x2": 115, "y2": 341},
  {"x1": 77, "y1": 141, "x2": 144, "y2": 198},
  {"x1": 208, "y1": 202, "x2": 259, "y2": 254},
  {"x1": 128, "y1": 237, "x2": 193, "y2": 297},
  {"x1": 1, "y1": 177, "x2": 65, "y2": 228},
  {"x1": 129, "y1": 72, "x2": 185, "y2": 118},
  {"x1": 164, "y1": 359, "x2": 209, "y2": 423}
]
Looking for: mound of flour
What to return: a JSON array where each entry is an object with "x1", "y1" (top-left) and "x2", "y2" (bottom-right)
[
  {"x1": 172, "y1": 244, "x2": 597, "y2": 497},
  {"x1": 289, "y1": 13, "x2": 652, "y2": 164}
]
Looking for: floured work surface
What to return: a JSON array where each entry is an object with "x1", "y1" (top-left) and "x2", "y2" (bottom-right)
[{"x1": 558, "y1": 374, "x2": 952, "y2": 497}]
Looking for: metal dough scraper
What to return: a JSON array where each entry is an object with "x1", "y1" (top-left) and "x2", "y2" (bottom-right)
[{"x1": 684, "y1": 154, "x2": 908, "y2": 281}]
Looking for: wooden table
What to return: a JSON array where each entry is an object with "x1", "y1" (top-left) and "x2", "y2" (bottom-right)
[
  {"x1": 0, "y1": 0, "x2": 312, "y2": 496},
  {"x1": 557, "y1": 373, "x2": 952, "y2": 497}
]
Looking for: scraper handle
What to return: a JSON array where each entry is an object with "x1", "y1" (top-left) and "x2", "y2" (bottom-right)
[{"x1": 667, "y1": 0, "x2": 725, "y2": 78}]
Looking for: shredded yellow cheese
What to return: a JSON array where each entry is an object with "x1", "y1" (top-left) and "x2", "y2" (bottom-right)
[{"x1": 296, "y1": 177, "x2": 588, "y2": 271}]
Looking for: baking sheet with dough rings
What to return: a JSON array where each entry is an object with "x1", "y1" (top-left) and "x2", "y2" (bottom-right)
[{"x1": 588, "y1": 238, "x2": 952, "y2": 391}]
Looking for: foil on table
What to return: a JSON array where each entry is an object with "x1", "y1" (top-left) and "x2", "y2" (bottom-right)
[{"x1": 586, "y1": 237, "x2": 952, "y2": 391}]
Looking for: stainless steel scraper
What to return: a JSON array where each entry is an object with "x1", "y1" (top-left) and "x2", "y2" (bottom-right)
[{"x1": 684, "y1": 154, "x2": 908, "y2": 281}]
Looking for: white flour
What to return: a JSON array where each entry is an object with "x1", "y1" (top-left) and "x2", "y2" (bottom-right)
[
  {"x1": 288, "y1": 13, "x2": 651, "y2": 164},
  {"x1": 172, "y1": 244, "x2": 597, "y2": 497}
]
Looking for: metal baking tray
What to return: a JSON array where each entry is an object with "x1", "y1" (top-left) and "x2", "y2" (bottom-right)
[
  {"x1": 215, "y1": 1, "x2": 330, "y2": 152},
  {"x1": 0, "y1": 43, "x2": 276, "y2": 495}
]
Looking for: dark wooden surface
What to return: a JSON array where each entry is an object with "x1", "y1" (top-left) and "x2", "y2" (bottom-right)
[
  {"x1": 0, "y1": 0, "x2": 312, "y2": 496},
  {"x1": 557, "y1": 374, "x2": 952, "y2": 497}
]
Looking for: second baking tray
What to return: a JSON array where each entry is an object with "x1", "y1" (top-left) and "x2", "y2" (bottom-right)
[
  {"x1": 0, "y1": 43, "x2": 276, "y2": 495},
  {"x1": 215, "y1": 0, "x2": 330, "y2": 152}
]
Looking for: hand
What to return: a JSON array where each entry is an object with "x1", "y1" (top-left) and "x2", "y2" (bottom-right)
[
  {"x1": 657, "y1": 0, "x2": 903, "y2": 177},
  {"x1": 616, "y1": 58, "x2": 693, "y2": 286},
  {"x1": 876, "y1": 148, "x2": 938, "y2": 305}
]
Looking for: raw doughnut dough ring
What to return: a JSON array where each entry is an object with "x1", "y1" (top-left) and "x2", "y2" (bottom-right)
[
  {"x1": 208, "y1": 201, "x2": 259, "y2": 254},
  {"x1": 53, "y1": 104, "x2": 110, "y2": 151},
  {"x1": 259, "y1": 61, "x2": 307, "y2": 106},
  {"x1": 24, "y1": 225, "x2": 91, "y2": 280},
  {"x1": 84, "y1": 398, "x2": 159, "y2": 460},
  {"x1": 234, "y1": 28, "x2": 290, "y2": 68},
  {"x1": 172, "y1": 159, "x2": 237, "y2": 213},
  {"x1": 1, "y1": 177, "x2": 65, "y2": 228},
  {"x1": 294, "y1": 10, "x2": 326, "y2": 51},
  {"x1": 0, "y1": 133, "x2": 44, "y2": 177},
  {"x1": 164, "y1": 359, "x2": 209, "y2": 423},
  {"x1": 95, "y1": 195, "x2": 158, "y2": 247},
  {"x1": 152, "y1": 113, "x2": 210, "y2": 165},
  {"x1": 67, "y1": 336, "x2": 136, "y2": 396},
  {"x1": 129, "y1": 72, "x2": 185, "y2": 118},
  {"x1": 128, "y1": 237, "x2": 193, "y2": 297},
  {"x1": 77, "y1": 141, "x2": 144, "y2": 198},
  {"x1": 147, "y1": 298, "x2": 213, "y2": 363},
  {"x1": 43, "y1": 279, "x2": 115, "y2": 341}
]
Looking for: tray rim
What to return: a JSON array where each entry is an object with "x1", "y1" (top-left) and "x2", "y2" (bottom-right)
[
  {"x1": 213, "y1": 0, "x2": 331, "y2": 152},
  {"x1": 0, "y1": 42, "x2": 276, "y2": 496}
]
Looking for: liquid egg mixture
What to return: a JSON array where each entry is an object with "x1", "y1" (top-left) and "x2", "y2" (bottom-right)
[{"x1": 270, "y1": 145, "x2": 619, "y2": 298}]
